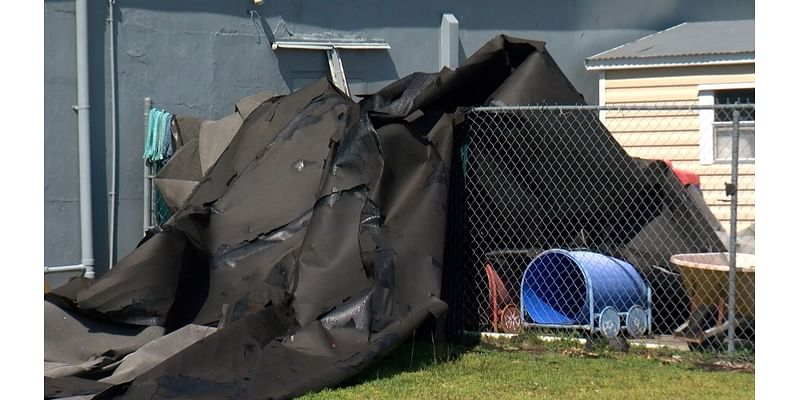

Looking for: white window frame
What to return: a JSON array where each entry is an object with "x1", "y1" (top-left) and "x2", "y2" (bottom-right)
[
  {"x1": 698, "y1": 83, "x2": 755, "y2": 165},
  {"x1": 598, "y1": 71, "x2": 606, "y2": 123}
]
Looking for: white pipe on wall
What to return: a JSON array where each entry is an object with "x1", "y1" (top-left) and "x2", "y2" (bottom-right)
[
  {"x1": 75, "y1": 0, "x2": 95, "y2": 279},
  {"x1": 107, "y1": 0, "x2": 118, "y2": 269},
  {"x1": 44, "y1": 265, "x2": 87, "y2": 274},
  {"x1": 44, "y1": 0, "x2": 99, "y2": 279}
]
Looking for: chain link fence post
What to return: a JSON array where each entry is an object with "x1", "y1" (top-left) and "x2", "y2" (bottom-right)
[{"x1": 727, "y1": 109, "x2": 740, "y2": 355}]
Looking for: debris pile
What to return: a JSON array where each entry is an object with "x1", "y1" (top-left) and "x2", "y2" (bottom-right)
[{"x1": 44, "y1": 35, "x2": 724, "y2": 399}]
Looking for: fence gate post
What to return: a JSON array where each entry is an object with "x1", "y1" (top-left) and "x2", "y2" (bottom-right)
[{"x1": 727, "y1": 108, "x2": 740, "y2": 355}]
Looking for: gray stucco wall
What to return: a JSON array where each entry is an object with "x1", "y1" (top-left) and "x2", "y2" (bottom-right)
[{"x1": 44, "y1": 0, "x2": 754, "y2": 276}]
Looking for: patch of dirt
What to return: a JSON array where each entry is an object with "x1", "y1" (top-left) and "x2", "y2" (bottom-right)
[
  {"x1": 517, "y1": 341, "x2": 546, "y2": 354},
  {"x1": 562, "y1": 347, "x2": 612, "y2": 359},
  {"x1": 690, "y1": 359, "x2": 755, "y2": 373}
]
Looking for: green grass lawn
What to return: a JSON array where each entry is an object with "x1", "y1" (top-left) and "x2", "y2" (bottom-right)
[{"x1": 302, "y1": 333, "x2": 754, "y2": 400}]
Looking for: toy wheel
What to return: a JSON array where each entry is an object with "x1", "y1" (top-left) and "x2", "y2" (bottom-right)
[
  {"x1": 626, "y1": 305, "x2": 648, "y2": 337},
  {"x1": 598, "y1": 306, "x2": 621, "y2": 339},
  {"x1": 499, "y1": 305, "x2": 523, "y2": 334}
]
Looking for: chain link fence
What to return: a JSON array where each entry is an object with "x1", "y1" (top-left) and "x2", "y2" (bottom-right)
[{"x1": 443, "y1": 103, "x2": 755, "y2": 359}]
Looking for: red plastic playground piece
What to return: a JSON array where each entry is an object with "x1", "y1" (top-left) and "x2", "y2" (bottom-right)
[{"x1": 485, "y1": 262, "x2": 523, "y2": 334}]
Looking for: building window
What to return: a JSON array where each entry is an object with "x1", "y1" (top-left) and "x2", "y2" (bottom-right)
[{"x1": 698, "y1": 85, "x2": 755, "y2": 164}]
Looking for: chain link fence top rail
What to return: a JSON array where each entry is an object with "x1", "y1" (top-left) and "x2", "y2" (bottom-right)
[{"x1": 443, "y1": 103, "x2": 754, "y2": 358}]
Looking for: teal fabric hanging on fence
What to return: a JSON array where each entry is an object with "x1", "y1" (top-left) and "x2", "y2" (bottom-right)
[
  {"x1": 144, "y1": 108, "x2": 174, "y2": 163},
  {"x1": 144, "y1": 107, "x2": 175, "y2": 226}
]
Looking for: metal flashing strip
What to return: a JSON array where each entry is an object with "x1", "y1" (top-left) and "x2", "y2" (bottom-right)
[
  {"x1": 271, "y1": 39, "x2": 391, "y2": 51},
  {"x1": 326, "y1": 48, "x2": 350, "y2": 97}
]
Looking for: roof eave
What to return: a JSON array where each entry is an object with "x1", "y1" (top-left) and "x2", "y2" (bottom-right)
[{"x1": 585, "y1": 52, "x2": 755, "y2": 71}]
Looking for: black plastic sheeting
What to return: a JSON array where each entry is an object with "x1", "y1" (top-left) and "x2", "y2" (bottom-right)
[{"x1": 44, "y1": 35, "x2": 724, "y2": 399}]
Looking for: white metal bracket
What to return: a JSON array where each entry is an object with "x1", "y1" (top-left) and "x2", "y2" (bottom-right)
[{"x1": 326, "y1": 48, "x2": 350, "y2": 97}]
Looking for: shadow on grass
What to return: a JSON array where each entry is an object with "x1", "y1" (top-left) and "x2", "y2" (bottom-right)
[{"x1": 335, "y1": 331, "x2": 479, "y2": 389}]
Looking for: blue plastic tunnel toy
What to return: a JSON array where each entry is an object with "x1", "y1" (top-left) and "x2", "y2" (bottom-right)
[{"x1": 521, "y1": 249, "x2": 648, "y2": 328}]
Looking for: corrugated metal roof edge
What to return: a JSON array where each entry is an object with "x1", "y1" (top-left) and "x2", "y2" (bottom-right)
[
  {"x1": 585, "y1": 52, "x2": 754, "y2": 71},
  {"x1": 590, "y1": 50, "x2": 755, "y2": 62}
]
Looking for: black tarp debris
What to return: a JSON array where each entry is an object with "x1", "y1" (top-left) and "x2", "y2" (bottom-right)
[{"x1": 44, "y1": 35, "x2": 725, "y2": 399}]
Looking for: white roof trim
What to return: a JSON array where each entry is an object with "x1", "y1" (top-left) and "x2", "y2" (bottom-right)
[
  {"x1": 272, "y1": 40, "x2": 391, "y2": 51},
  {"x1": 585, "y1": 52, "x2": 754, "y2": 71}
]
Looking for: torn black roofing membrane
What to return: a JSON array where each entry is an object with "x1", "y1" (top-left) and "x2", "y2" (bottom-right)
[{"x1": 44, "y1": 35, "x2": 724, "y2": 399}]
